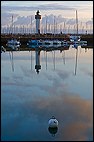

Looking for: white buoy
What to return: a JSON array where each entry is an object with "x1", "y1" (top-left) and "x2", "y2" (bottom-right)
[{"x1": 48, "y1": 116, "x2": 58, "y2": 128}]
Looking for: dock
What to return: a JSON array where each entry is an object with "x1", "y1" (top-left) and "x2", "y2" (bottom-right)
[{"x1": 1, "y1": 34, "x2": 93, "y2": 50}]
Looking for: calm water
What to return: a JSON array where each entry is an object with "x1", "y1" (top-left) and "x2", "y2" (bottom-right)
[{"x1": 1, "y1": 46, "x2": 93, "y2": 141}]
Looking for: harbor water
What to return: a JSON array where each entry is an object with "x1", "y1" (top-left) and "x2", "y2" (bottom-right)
[{"x1": 1, "y1": 46, "x2": 93, "y2": 141}]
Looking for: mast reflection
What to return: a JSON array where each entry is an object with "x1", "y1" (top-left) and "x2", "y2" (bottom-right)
[
  {"x1": 34, "y1": 45, "x2": 69, "y2": 74},
  {"x1": 30, "y1": 50, "x2": 32, "y2": 70},
  {"x1": 74, "y1": 45, "x2": 79, "y2": 75},
  {"x1": 46, "y1": 50, "x2": 47, "y2": 70},
  {"x1": 9, "y1": 51, "x2": 14, "y2": 72}
]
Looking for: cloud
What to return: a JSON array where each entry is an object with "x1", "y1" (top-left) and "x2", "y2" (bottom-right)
[
  {"x1": 1, "y1": 4, "x2": 93, "y2": 27},
  {"x1": 1, "y1": 4, "x2": 75, "y2": 12},
  {"x1": 86, "y1": 20, "x2": 93, "y2": 25},
  {"x1": 13, "y1": 16, "x2": 34, "y2": 25},
  {"x1": 66, "y1": 18, "x2": 76, "y2": 25},
  {"x1": 1, "y1": 12, "x2": 18, "y2": 26},
  {"x1": 41, "y1": 14, "x2": 67, "y2": 25}
]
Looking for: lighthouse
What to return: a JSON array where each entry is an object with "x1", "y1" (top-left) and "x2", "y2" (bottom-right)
[{"x1": 35, "y1": 10, "x2": 41, "y2": 34}]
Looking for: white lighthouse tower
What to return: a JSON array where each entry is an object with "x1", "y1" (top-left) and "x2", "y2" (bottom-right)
[{"x1": 35, "y1": 10, "x2": 41, "y2": 34}]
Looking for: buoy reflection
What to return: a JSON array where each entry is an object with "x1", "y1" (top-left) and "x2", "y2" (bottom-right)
[{"x1": 48, "y1": 126, "x2": 58, "y2": 137}]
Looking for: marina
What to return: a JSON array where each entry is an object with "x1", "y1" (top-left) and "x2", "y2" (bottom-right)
[{"x1": 1, "y1": 1, "x2": 93, "y2": 141}]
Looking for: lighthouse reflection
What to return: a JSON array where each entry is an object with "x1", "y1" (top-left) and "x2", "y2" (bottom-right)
[
  {"x1": 9, "y1": 44, "x2": 80, "y2": 75},
  {"x1": 33, "y1": 45, "x2": 70, "y2": 74},
  {"x1": 35, "y1": 49, "x2": 41, "y2": 74}
]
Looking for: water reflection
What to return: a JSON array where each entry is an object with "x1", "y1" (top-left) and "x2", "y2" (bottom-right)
[
  {"x1": 35, "y1": 50, "x2": 41, "y2": 74},
  {"x1": 7, "y1": 45, "x2": 83, "y2": 76},
  {"x1": 33, "y1": 45, "x2": 70, "y2": 73},
  {"x1": 9, "y1": 51, "x2": 14, "y2": 72},
  {"x1": 34, "y1": 45, "x2": 78, "y2": 75},
  {"x1": 1, "y1": 44, "x2": 93, "y2": 141},
  {"x1": 74, "y1": 46, "x2": 78, "y2": 75},
  {"x1": 48, "y1": 127, "x2": 58, "y2": 137}
]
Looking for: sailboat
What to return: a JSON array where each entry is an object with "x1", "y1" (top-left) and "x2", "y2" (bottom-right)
[
  {"x1": 70, "y1": 10, "x2": 81, "y2": 46},
  {"x1": 7, "y1": 15, "x2": 21, "y2": 50}
]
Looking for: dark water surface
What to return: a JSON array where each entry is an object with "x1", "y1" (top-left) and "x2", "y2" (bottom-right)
[{"x1": 1, "y1": 46, "x2": 93, "y2": 141}]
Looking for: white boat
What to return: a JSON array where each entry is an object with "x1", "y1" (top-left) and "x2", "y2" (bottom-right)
[
  {"x1": 70, "y1": 35, "x2": 81, "y2": 42},
  {"x1": 80, "y1": 40, "x2": 87, "y2": 46},
  {"x1": 7, "y1": 39, "x2": 21, "y2": 50},
  {"x1": 43, "y1": 40, "x2": 53, "y2": 45},
  {"x1": 53, "y1": 40, "x2": 61, "y2": 45},
  {"x1": 7, "y1": 39, "x2": 20, "y2": 45}
]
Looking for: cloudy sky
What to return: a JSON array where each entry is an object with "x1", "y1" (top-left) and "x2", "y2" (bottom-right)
[{"x1": 1, "y1": 1, "x2": 93, "y2": 30}]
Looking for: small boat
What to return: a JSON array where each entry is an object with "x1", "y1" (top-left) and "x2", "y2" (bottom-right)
[
  {"x1": 43, "y1": 40, "x2": 53, "y2": 45},
  {"x1": 27, "y1": 39, "x2": 43, "y2": 46},
  {"x1": 70, "y1": 35, "x2": 81, "y2": 42},
  {"x1": 61, "y1": 40, "x2": 68, "y2": 46},
  {"x1": 53, "y1": 40, "x2": 61, "y2": 45},
  {"x1": 80, "y1": 40, "x2": 87, "y2": 46},
  {"x1": 7, "y1": 39, "x2": 21, "y2": 50}
]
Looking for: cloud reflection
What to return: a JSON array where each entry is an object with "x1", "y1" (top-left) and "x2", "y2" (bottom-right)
[
  {"x1": 1, "y1": 86, "x2": 93, "y2": 141},
  {"x1": 1, "y1": 49, "x2": 93, "y2": 141},
  {"x1": 80, "y1": 67, "x2": 93, "y2": 78}
]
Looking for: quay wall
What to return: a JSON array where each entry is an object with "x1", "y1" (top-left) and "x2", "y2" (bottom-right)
[{"x1": 1, "y1": 34, "x2": 93, "y2": 46}]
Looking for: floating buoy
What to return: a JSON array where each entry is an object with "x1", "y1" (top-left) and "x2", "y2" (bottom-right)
[{"x1": 48, "y1": 116, "x2": 58, "y2": 128}]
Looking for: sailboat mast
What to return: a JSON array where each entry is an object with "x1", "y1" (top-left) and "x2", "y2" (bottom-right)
[
  {"x1": 76, "y1": 10, "x2": 78, "y2": 35},
  {"x1": 12, "y1": 15, "x2": 13, "y2": 34},
  {"x1": 54, "y1": 16, "x2": 55, "y2": 36},
  {"x1": 46, "y1": 15, "x2": 47, "y2": 34},
  {"x1": 31, "y1": 16, "x2": 32, "y2": 34}
]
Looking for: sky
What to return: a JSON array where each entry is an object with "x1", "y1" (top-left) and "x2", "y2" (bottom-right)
[{"x1": 1, "y1": 1, "x2": 93, "y2": 32}]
